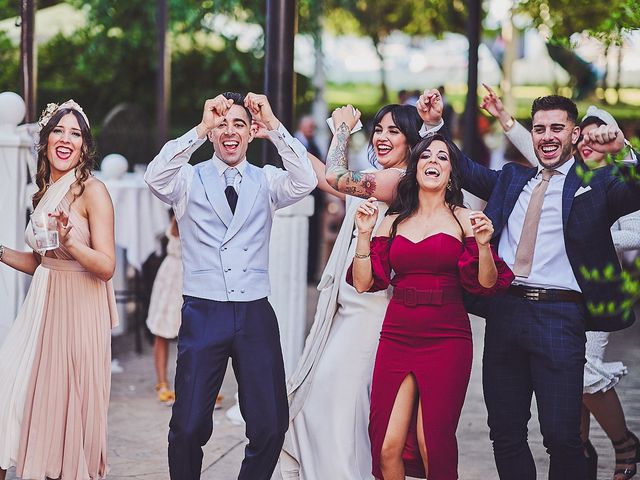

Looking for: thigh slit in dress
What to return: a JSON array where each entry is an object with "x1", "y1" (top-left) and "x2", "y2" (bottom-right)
[{"x1": 348, "y1": 233, "x2": 513, "y2": 480}]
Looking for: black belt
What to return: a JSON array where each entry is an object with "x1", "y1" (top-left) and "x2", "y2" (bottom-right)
[
  {"x1": 508, "y1": 285, "x2": 583, "y2": 303},
  {"x1": 392, "y1": 287, "x2": 462, "y2": 307}
]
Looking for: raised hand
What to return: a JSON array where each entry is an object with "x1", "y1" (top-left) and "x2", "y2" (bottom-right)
[
  {"x1": 469, "y1": 211, "x2": 493, "y2": 247},
  {"x1": 480, "y1": 84, "x2": 514, "y2": 130},
  {"x1": 50, "y1": 210, "x2": 74, "y2": 246},
  {"x1": 582, "y1": 124, "x2": 624, "y2": 154},
  {"x1": 416, "y1": 88, "x2": 443, "y2": 126},
  {"x1": 251, "y1": 119, "x2": 270, "y2": 140},
  {"x1": 480, "y1": 84, "x2": 505, "y2": 119},
  {"x1": 197, "y1": 95, "x2": 233, "y2": 137},
  {"x1": 355, "y1": 197, "x2": 379, "y2": 235},
  {"x1": 331, "y1": 105, "x2": 361, "y2": 132},
  {"x1": 245, "y1": 93, "x2": 279, "y2": 131}
]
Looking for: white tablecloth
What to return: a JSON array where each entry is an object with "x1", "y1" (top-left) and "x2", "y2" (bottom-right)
[{"x1": 96, "y1": 172, "x2": 170, "y2": 270}]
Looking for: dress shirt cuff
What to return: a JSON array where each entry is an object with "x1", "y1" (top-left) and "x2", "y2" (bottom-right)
[
  {"x1": 418, "y1": 119, "x2": 445, "y2": 138},
  {"x1": 267, "y1": 123, "x2": 308, "y2": 159},
  {"x1": 177, "y1": 127, "x2": 207, "y2": 155}
]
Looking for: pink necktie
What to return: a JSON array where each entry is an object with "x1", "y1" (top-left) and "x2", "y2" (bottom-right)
[{"x1": 513, "y1": 169, "x2": 558, "y2": 278}]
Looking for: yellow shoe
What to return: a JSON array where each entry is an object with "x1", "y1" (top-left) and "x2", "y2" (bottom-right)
[{"x1": 155, "y1": 382, "x2": 175, "y2": 405}]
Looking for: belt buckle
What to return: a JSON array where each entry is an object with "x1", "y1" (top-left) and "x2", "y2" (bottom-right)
[
  {"x1": 524, "y1": 289, "x2": 540, "y2": 301},
  {"x1": 404, "y1": 288, "x2": 417, "y2": 307}
]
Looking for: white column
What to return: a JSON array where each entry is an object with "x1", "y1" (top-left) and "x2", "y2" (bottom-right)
[
  {"x1": 269, "y1": 194, "x2": 314, "y2": 376},
  {"x1": 0, "y1": 92, "x2": 29, "y2": 339},
  {"x1": 225, "y1": 194, "x2": 314, "y2": 426}
]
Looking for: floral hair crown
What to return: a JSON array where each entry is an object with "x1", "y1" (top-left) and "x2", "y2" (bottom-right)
[{"x1": 37, "y1": 99, "x2": 90, "y2": 130}]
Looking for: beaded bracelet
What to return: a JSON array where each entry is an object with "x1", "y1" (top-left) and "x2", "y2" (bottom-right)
[{"x1": 354, "y1": 251, "x2": 370, "y2": 259}]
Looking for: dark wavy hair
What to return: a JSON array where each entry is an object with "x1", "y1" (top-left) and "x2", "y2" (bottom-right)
[
  {"x1": 386, "y1": 133, "x2": 465, "y2": 240},
  {"x1": 531, "y1": 95, "x2": 578, "y2": 125},
  {"x1": 33, "y1": 108, "x2": 96, "y2": 208},
  {"x1": 367, "y1": 104, "x2": 422, "y2": 166}
]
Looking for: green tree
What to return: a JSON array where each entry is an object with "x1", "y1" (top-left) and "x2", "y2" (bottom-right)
[
  {"x1": 325, "y1": 0, "x2": 468, "y2": 102},
  {"x1": 517, "y1": 0, "x2": 640, "y2": 42},
  {"x1": 0, "y1": 30, "x2": 18, "y2": 88}
]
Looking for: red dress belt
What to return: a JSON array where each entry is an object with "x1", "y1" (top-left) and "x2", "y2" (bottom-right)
[{"x1": 392, "y1": 287, "x2": 463, "y2": 307}]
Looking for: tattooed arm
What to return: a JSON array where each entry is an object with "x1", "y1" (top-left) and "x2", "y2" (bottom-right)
[
  {"x1": 309, "y1": 151, "x2": 346, "y2": 200},
  {"x1": 325, "y1": 106, "x2": 403, "y2": 203}
]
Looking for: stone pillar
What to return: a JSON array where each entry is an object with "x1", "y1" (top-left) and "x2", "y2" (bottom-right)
[
  {"x1": 269, "y1": 195, "x2": 314, "y2": 375},
  {"x1": 0, "y1": 92, "x2": 30, "y2": 339},
  {"x1": 226, "y1": 194, "x2": 314, "y2": 425}
]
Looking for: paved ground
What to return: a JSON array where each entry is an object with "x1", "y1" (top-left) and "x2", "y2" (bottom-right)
[{"x1": 5, "y1": 295, "x2": 639, "y2": 480}]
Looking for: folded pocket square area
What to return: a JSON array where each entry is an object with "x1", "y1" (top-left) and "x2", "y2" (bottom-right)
[{"x1": 574, "y1": 186, "x2": 592, "y2": 197}]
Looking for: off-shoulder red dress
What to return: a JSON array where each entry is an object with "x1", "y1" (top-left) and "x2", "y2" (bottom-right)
[{"x1": 348, "y1": 233, "x2": 514, "y2": 479}]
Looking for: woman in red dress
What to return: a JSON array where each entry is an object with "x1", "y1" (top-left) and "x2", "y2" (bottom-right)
[{"x1": 348, "y1": 133, "x2": 514, "y2": 480}]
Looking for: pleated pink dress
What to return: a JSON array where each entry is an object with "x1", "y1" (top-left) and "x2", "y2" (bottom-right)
[{"x1": 0, "y1": 191, "x2": 117, "y2": 480}]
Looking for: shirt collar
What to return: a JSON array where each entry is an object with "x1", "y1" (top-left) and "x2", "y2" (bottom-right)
[
  {"x1": 211, "y1": 154, "x2": 248, "y2": 177},
  {"x1": 536, "y1": 157, "x2": 575, "y2": 177}
]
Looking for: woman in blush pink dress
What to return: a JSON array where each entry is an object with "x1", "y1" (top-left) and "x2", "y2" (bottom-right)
[{"x1": 0, "y1": 100, "x2": 117, "y2": 480}]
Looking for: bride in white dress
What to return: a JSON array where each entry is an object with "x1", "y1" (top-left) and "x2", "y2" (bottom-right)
[{"x1": 280, "y1": 96, "x2": 444, "y2": 479}]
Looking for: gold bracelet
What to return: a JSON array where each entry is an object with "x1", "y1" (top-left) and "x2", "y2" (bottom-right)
[{"x1": 354, "y1": 251, "x2": 370, "y2": 259}]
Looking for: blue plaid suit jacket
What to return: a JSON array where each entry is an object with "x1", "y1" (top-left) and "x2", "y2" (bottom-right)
[{"x1": 460, "y1": 153, "x2": 640, "y2": 332}]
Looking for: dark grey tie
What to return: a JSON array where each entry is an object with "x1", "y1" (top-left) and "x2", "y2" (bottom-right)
[{"x1": 223, "y1": 167, "x2": 238, "y2": 214}]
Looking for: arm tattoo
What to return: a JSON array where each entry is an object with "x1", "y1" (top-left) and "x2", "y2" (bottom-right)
[
  {"x1": 346, "y1": 172, "x2": 377, "y2": 198},
  {"x1": 325, "y1": 123, "x2": 379, "y2": 198},
  {"x1": 326, "y1": 122, "x2": 351, "y2": 188}
]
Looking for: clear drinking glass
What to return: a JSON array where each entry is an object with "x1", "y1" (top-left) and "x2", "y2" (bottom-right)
[{"x1": 31, "y1": 212, "x2": 59, "y2": 251}]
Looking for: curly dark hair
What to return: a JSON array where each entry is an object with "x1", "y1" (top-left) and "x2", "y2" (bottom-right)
[
  {"x1": 386, "y1": 133, "x2": 465, "y2": 240},
  {"x1": 367, "y1": 104, "x2": 422, "y2": 166},
  {"x1": 33, "y1": 108, "x2": 96, "y2": 208},
  {"x1": 531, "y1": 95, "x2": 578, "y2": 125}
]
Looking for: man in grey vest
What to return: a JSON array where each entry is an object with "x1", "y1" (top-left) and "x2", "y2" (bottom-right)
[{"x1": 145, "y1": 92, "x2": 317, "y2": 480}]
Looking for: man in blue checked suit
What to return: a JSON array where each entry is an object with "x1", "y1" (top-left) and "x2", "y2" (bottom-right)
[
  {"x1": 145, "y1": 92, "x2": 317, "y2": 480},
  {"x1": 419, "y1": 93, "x2": 640, "y2": 479}
]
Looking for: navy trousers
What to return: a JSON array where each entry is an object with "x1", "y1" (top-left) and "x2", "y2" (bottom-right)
[
  {"x1": 168, "y1": 296, "x2": 288, "y2": 480},
  {"x1": 482, "y1": 294, "x2": 587, "y2": 480}
]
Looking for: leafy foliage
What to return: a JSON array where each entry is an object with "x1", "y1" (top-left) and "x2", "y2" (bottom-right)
[
  {"x1": 517, "y1": 0, "x2": 640, "y2": 44},
  {"x1": 324, "y1": 0, "x2": 469, "y2": 101},
  {"x1": 576, "y1": 137, "x2": 640, "y2": 318},
  {"x1": 0, "y1": 30, "x2": 18, "y2": 88},
  {"x1": 0, "y1": 0, "x2": 317, "y2": 164}
]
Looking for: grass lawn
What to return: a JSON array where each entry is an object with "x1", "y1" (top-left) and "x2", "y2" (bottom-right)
[{"x1": 324, "y1": 83, "x2": 640, "y2": 123}]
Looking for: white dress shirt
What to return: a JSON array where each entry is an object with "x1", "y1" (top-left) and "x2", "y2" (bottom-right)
[
  {"x1": 498, "y1": 158, "x2": 581, "y2": 291},
  {"x1": 144, "y1": 122, "x2": 317, "y2": 220},
  {"x1": 417, "y1": 119, "x2": 446, "y2": 138}
]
